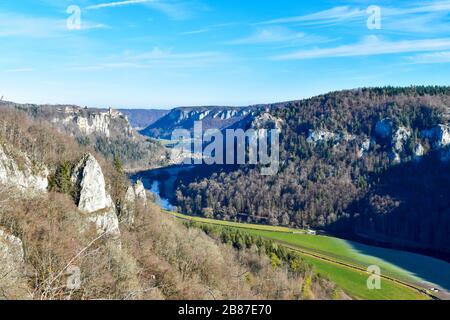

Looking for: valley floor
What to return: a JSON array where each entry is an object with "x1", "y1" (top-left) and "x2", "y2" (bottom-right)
[{"x1": 165, "y1": 210, "x2": 450, "y2": 300}]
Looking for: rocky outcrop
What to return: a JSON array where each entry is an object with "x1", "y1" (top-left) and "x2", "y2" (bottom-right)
[
  {"x1": 420, "y1": 124, "x2": 450, "y2": 162},
  {"x1": 374, "y1": 120, "x2": 412, "y2": 163},
  {"x1": 141, "y1": 106, "x2": 258, "y2": 139},
  {"x1": 134, "y1": 180, "x2": 147, "y2": 206},
  {"x1": 71, "y1": 154, "x2": 120, "y2": 239},
  {"x1": 50, "y1": 107, "x2": 134, "y2": 139},
  {"x1": 75, "y1": 113, "x2": 111, "y2": 137},
  {"x1": 71, "y1": 154, "x2": 112, "y2": 214},
  {"x1": 307, "y1": 130, "x2": 338, "y2": 144},
  {"x1": 421, "y1": 124, "x2": 450, "y2": 149},
  {"x1": 385, "y1": 126, "x2": 412, "y2": 164},
  {"x1": 85, "y1": 207, "x2": 121, "y2": 239},
  {"x1": 307, "y1": 130, "x2": 356, "y2": 147},
  {"x1": 358, "y1": 139, "x2": 372, "y2": 158},
  {"x1": 122, "y1": 185, "x2": 136, "y2": 222},
  {"x1": 251, "y1": 113, "x2": 283, "y2": 133},
  {"x1": 0, "y1": 228, "x2": 24, "y2": 270},
  {"x1": 121, "y1": 181, "x2": 147, "y2": 225},
  {"x1": 0, "y1": 228, "x2": 27, "y2": 298},
  {"x1": 391, "y1": 127, "x2": 411, "y2": 154},
  {"x1": 0, "y1": 143, "x2": 48, "y2": 193},
  {"x1": 413, "y1": 143, "x2": 425, "y2": 161}
]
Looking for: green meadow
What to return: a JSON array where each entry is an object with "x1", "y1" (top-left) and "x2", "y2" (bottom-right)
[{"x1": 165, "y1": 211, "x2": 442, "y2": 300}]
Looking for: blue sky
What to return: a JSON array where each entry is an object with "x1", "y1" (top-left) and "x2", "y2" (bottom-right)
[{"x1": 0, "y1": 0, "x2": 450, "y2": 108}]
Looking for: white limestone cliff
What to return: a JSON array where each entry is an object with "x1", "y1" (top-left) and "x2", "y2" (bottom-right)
[
  {"x1": 71, "y1": 154, "x2": 120, "y2": 239},
  {"x1": 0, "y1": 143, "x2": 48, "y2": 193}
]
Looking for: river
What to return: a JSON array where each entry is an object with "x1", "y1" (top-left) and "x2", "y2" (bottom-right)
[{"x1": 131, "y1": 164, "x2": 195, "y2": 210}]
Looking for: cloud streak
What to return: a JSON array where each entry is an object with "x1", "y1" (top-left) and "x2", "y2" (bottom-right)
[
  {"x1": 227, "y1": 27, "x2": 305, "y2": 45},
  {"x1": 86, "y1": 0, "x2": 155, "y2": 10},
  {"x1": 86, "y1": 0, "x2": 194, "y2": 20},
  {"x1": 407, "y1": 51, "x2": 450, "y2": 64},
  {"x1": 260, "y1": 1, "x2": 450, "y2": 32},
  {"x1": 273, "y1": 36, "x2": 450, "y2": 60},
  {"x1": 70, "y1": 47, "x2": 229, "y2": 71},
  {"x1": 260, "y1": 6, "x2": 365, "y2": 26}
]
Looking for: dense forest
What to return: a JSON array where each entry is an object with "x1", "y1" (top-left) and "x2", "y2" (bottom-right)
[{"x1": 174, "y1": 86, "x2": 450, "y2": 260}]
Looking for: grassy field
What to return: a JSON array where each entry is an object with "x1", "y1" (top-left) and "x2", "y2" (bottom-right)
[
  {"x1": 165, "y1": 210, "x2": 430, "y2": 300},
  {"x1": 298, "y1": 254, "x2": 425, "y2": 300}
]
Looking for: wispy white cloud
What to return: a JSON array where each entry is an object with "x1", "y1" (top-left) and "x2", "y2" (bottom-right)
[
  {"x1": 273, "y1": 36, "x2": 450, "y2": 60},
  {"x1": 383, "y1": 1, "x2": 450, "y2": 15},
  {"x1": 70, "y1": 47, "x2": 228, "y2": 71},
  {"x1": 128, "y1": 47, "x2": 226, "y2": 63},
  {"x1": 5, "y1": 68, "x2": 34, "y2": 73},
  {"x1": 227, "y1": 26, "x2": 305, "y2": 45},
  {"x1": 260, "y1": 2, "x2": 450, "y2": 33},
  {"x1": 179, "y1": 22, "x2": 239, "y2": 36},
  {"x1": 145, "y1": 1, "x2": 193, "y2": 20},
  {"x1": 0, "y1": 13, "x2": 64, "y2": 38},
  {"x1": 407, "y1": 51, "x2": 450, "y2": 64},
  {"x1": 178, "y1": 28, "x2": 211, "y2": 35},
  {"x1": 260, "y1": 6, "x2": 366, "y2": 26},
  {"x1": 86, "y1": 0, "x2": 195, "y2": 20},
  {"x1": 0, "y1": 13, "x2": 106, "y2": 38},
  {"x1": 86, "y1": 0, "x2": 155, "y2": 10}
]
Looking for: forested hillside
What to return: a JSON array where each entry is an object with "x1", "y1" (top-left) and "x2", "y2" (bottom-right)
[
  {"x1": 0, "y1": 101, "x2": 169, "y2": 171},
  {"x1": 175, "y1": 86, "x2": 450, "y2": 261},
  {"x1": 0, "y1": 107, "x2": 339, "y2": 300}
]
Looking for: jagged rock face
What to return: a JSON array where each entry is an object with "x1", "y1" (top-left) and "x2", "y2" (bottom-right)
[
  {"x1": 0, "y1": 228, "x2": 27, "y2": 298},
  {"x1": 134, "y1": 180, "x2": 147, "y2": 206},
  {"x1": 168, "y1": 108, "x2": 251, "y2": 124},
  {"x1": 251, "y1": 113, "x2": 283, "y2": 133},
  {"x1": 307, "y1": 130, "x2": 337, "y2": 144},
  {"x1": 120, "y1": 181, "x2": 147, "y2": 226},
  {"x1": 389, "y1": 151, "x2": 401, "y2": 164},
  {"x1": 307, "y1": 130, "x2": 356, "y2": 146},
  {"x1": 50, "y1": 107, "x2": 134, "y2": 139},
  {"x1": 392, "y1": 127, "x2": 411, "y2": 153},
  {"x1": 375, "y1": 118, "x2": 393, "y2": 139},
  {"x1": 358, "y1": 139, "x2": 371, "y2": 158},
  {"x1": 121, "y1": 186, "x2": 137, "y2": 225},
  {"x1": 413, "y1": 143, "x2": 425, "y2": 160},
  {"x1": 86, "y1": 207, "x2": 121, "y2": 239},
  {"x1": 125, "y1": 185, "x2": 136, "y2": 204},
  {"x1": 71, "y1": 154, "x2": 121, "y2": 239},
  {"x1": 141, "y1": 106, "x2": 258, "y2": 139},
  {"x1": 71, "y1": 154, "x2": 112, "y2": 214},
  {"x1": 421, "y1": 124, "x2": 450, "y2": 149},
  {"x1": 0, "y1": 228, "x2": 24, "y2": 269},
  {"x1": 0, "y1": 143, "x2": 48, "y2": 193},
  {"x1": 75, "y1": 113, "x2": 111, "y2": 137}
]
